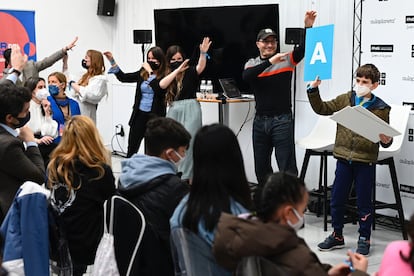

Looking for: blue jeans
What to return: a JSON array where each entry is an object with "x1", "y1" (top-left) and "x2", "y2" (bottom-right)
[
  {"x1": 331, "y1": 159, "x2": 375, "y2": 239},
  {"x1": 252, "y1": 113, "x2": 298, "y2": 185}
]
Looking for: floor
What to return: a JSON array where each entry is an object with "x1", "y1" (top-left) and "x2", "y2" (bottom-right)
[
  {"x1": 109, "y1": 154, "x2": 404, "y2": 275},
  {"x1": 300, "y1": 213, "x2": 402, "y2": 274}
]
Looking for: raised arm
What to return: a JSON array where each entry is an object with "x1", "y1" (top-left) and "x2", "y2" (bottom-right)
[
  {"x1": 196, "y1": 37, "x2": 212, "y2": 75},
  {"x1": 34, "y1": 36, "x2": 78, "y2": 72},
  {"x1": 159, "y1": 59, "x2": 190, "y2": 89},
  {"x1": 304, "y1": 10, "x2": 317, "y2": 28}
]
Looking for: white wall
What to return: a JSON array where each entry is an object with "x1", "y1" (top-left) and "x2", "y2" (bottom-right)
[{"x1": 3, "y1": 0, "x2": 356, "y2": 185}]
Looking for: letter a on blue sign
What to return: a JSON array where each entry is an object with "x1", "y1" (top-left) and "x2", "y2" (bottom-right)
[{"x1": 304, "y1": 24, "x2": 334, "y2": 81}]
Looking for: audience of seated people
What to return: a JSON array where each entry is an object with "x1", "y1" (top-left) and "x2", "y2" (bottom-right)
[{"x1": 117, "y1": 117, "x2": 191, "y2": 275}]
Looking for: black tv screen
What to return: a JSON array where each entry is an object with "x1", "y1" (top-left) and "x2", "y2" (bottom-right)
[{"x1": 154, "y1": 4, "x2": 279, "y2": 93}]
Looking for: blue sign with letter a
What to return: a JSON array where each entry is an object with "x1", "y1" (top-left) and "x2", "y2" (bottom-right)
[{"x1": 304, "y1": 24, "x2": 334, "y2": 81}]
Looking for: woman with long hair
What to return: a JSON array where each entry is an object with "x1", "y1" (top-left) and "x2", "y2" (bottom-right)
[
  {"x1": 70, "y1": 49, "x2": 108, "y2": 124},
  {"x1": 104, "y1": 47, "x2": 168, "y2": 157},
  {"x1": 159, "y1": 37, "x2": 211, "y2": 181},
  {"x1": 47, "y1": 115, "x2": 115, "y2": 276},
  {"x1": 170, "y1": 123, "x2": 252, "y2": 245}
]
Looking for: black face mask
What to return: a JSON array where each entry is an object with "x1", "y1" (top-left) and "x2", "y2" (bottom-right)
[
  {"x1": 148, "y1": 61, "x2": 160, "y2": 71},
  {"x1": 81, "y1": 59, "x2": 89, "y2": 69},
  {"x1": 13, "y1": 112, "x2": 31, "y2": 128},
  {"x1": 169, "y1": 61, "x2": 183, "y2": 71}
]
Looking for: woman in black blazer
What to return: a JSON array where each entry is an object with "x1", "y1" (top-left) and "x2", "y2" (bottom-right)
[{"x1": 104, "y1": 47, "x2": 168, "y2": 157}]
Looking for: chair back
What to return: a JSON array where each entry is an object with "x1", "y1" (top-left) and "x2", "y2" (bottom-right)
[
  {"x1": 378, "y1": 104, "x2": 411, "y2": 161},
  {"x1": 296, "y1": 115, "x2": 336, "y2": 151},
  {"x1": 235, "y1": 256, "x2": 289, "y2": 276},
  {"x1": 109, "y1": 195, "x2": 146, "y2": 276},
  {"x1": 170, "y1": 227, "x2": 230, "y2": 276}
]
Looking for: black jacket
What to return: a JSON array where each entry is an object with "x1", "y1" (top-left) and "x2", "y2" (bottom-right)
[
  {"x1": 114, "y1": 69, "x2": 166, "y2": 126},
  {"x1": 118, "y1": 172, "x2": 190, "y2": 276}
]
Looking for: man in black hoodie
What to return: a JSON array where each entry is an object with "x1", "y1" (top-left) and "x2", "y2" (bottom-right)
[{"x1": 118, "y1": 117, "x2": 191, "y2": 275}]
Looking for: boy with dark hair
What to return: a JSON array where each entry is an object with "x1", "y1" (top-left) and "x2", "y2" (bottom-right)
[
  {"x1": 117, "y1": 117, "x2": 191, "y2": 275},
  {"x1": 307, "y1": 64, "x2": 393, "y2": 256}
]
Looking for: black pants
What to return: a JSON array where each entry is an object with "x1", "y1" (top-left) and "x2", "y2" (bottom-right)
[{"x1": 127, "y1": 110, "x2": 157, "y2": 158}]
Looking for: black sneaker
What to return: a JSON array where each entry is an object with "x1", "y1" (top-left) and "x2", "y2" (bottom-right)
[
  {"x1": 317, "y1": 232, "x2": 345, "y2": 251},
  {"x1": 356, "y1": 236, "x2": 370, "y2": 256}
]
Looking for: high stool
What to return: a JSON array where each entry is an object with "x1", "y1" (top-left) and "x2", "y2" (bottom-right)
[
  {"x1": 300, "y1": 149, "x2": 333, "y2": 231},
  {"x1": 373, "y1": 157, "x2": 407, "y2": 239},
  {"x1": 297, "y1": 116, "x2": 336, "y2": 231},
  {"x1": 373, "y1": 104, "x2": 410, "y2": 240}
]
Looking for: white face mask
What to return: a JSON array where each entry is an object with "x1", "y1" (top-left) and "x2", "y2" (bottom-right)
[
  {"x1": 35, "y1": 88, "x2": 50, "y2": 101},
  {"x1": 287, "y1": 208, "x2": 304, "y2": 232},
  {"x1": 169, "y1": 150, "x2": 185, "y2": 168},
  {"x1": 355, "y1": 84, "x2": 371, "y2": 98}
]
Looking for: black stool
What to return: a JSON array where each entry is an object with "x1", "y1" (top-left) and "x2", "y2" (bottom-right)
[
  {"x1": 373, "y1": 157, "x2": 407, "y2": 239},
  {"x1": 300, "y1": 149, "x2": 333, "y2": 231}
]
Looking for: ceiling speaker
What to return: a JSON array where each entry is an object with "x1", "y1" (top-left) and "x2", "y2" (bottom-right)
[{"x1": 97, "y1": 0, "x2": 115, "y2": 16}]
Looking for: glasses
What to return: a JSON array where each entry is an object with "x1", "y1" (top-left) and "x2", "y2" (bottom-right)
[{"x1": 259, "y1": 39, "x2": 277, "y2": 45}]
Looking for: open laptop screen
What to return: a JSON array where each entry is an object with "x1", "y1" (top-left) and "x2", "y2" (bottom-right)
[{"x1": 218, "y1": 78, "x2": 242, "y2": 98}]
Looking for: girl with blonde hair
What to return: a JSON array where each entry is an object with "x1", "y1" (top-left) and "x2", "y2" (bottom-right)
[{"x1": 47, "y1": 115, "x2": 115, "y2": 276}]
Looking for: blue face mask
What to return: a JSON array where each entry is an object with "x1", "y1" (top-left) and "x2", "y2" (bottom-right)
[{"x1": 48, "y1": 85, "x2": 60, "y2": 96}]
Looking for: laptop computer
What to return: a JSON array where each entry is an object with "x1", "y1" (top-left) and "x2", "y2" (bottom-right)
[{"x1": 218, "y1": 78, "x2": 251, "y2": 99}]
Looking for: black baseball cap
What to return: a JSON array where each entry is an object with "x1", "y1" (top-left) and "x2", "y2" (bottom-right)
[{"x1": 257, "y1": 28, "x2": 277, "y2": 41}]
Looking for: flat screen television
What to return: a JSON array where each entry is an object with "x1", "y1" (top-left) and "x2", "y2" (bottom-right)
[{"x1": 154, "y1": 4, "x2": 279, "y2": 93}]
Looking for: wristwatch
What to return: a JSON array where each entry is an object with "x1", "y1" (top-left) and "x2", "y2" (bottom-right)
[{"x1": 8, "y1": 68, "x2": 21, "y2": 76}]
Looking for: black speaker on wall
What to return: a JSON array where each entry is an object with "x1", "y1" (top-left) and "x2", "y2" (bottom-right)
[
  {"x1": 97, "y1": 0, "x2": 115, "y2": 16},
  {"x1": 133, "y1": 30, "x2": 152, "y2": 44},
  {"x1": 285, "y1": 28, "x2": 305, "y2": 45}
]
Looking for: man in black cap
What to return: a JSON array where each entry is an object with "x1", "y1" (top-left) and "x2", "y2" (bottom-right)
[{"x1": 242, "y1": 11, "x2": 317, "y2": 186}]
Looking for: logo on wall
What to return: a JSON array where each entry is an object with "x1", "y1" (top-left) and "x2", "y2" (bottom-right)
[
  {"x1": 371, "y1": 45, "x2": 394, "y2": 52},
  {"x1": 406, "y1": 16, "x2": 414, "y2": 23},
  {"x1": 0, "y1": 10, "x2": 36, "y2": 75},
  {"x1": 400, "y1": 184, "x2": 414, "y2": 194},
  {"x1": 380, "y1": 72, "x2": 386, "y2": 85},
  {"x1": 370, "y1": 44, "x2": 393, "y2": 59},
  {"x1": 370, "y1": 18, "x2": 396, "y2": 25}
]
